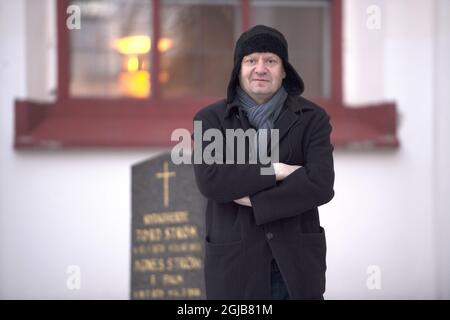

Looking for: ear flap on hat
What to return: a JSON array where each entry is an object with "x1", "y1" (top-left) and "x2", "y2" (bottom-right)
[
  {"x1": 282, "y1": 61, "x2": 304, "y2": 96},
  {"x1": 226, "y1": 63, "x2": 241, "y2": 104}
]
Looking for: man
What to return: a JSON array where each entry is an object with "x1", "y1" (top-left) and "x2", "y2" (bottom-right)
[{"x1": 192, "y1": 25, "x2": 335, "y2": 300}]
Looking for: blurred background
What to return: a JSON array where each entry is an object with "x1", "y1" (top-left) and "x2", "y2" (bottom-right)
[{"x1": 0, "y1": 0, "x2": 449, "y2": 299}]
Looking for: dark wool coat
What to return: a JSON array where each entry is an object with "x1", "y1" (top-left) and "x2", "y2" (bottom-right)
[{"x1": 192, "y1": 94, "x2": 335, "y2": 300}]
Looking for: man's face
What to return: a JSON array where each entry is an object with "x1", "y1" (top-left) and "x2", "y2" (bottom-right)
[{"x1": 239, "y1": 52, "x2": 286, "y2": 104}]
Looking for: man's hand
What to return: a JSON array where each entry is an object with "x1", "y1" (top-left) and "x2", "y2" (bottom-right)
[
  {"x1": 233, "y1": 196, "x2": 252, "y2": 207},
  {"x1": 273, "y1": 162, "x2": 302, "y2": 181}
]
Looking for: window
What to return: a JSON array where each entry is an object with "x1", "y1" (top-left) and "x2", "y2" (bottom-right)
[
  {"x1": 160, "y1": 1, "x2": 240, "y2": 98},
  {"x1": 69, "y1": 0, "x2": 152, "y2": 98},
  {"x1": 15, "y1": 0, "x2": 398, "y2": 149},
  {"x1": 70, "y1": 0, "x2": 153, "y2": 98}
]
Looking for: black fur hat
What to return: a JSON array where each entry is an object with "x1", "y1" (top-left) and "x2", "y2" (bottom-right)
[{"x1": 226, "y1": 25, "x2": 305, "y2": 103}]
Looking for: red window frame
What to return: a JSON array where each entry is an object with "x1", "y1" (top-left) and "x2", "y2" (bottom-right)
[{"x1": 14, "y1": 0, "x2": 398, "y2": 149}]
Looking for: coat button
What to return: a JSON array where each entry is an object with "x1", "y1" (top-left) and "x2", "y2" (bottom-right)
[{"x1": 266, "y1": 232, "x2": 274, "y2": 240}]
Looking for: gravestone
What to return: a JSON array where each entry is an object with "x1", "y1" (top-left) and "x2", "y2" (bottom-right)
[{"x1": 131, "y1": 152, "x2": 206, "y2": 299}]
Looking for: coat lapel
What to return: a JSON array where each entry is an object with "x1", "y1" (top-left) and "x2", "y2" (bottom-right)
[
  {"x1": 269, "y1": 95, "x2": 302, "y2": 152},
  {"x1": 222, "y1": 100, "x2": 252, "y2": 132}
]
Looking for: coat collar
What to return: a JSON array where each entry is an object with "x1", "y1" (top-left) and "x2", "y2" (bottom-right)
[{"x1": 224, "y1": 94, "x2": 313, "y2": 119}]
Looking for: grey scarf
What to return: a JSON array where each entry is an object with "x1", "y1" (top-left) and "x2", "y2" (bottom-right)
[
  {"x1": 236, "y1": 86, "x2": 288, "y2": 156},
  {"x1": 236, "y1": 86, "x2": 287, "y2": 131}
]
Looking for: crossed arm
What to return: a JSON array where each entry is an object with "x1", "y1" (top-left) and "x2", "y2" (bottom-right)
[{"x1": 233, "y1": 162, "x2": 301, "y2": 206}]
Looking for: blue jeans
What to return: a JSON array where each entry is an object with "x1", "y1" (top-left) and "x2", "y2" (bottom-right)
[{"x1": 270, "y1": 259, "x2": 290, "y2": 300}]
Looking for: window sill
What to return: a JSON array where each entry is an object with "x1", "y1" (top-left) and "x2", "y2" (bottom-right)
[{"x1": 14, "y1": 98, "x2": 398, "y2": 149}]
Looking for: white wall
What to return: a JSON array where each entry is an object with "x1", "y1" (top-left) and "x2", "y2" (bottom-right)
[
  {"x1": 433, "y1": 0, "x2": 450, "y2": 300},
  {"x1": 343, "y1": 0, "x2": 386, "y2": 105},
  {"x1": 25, "y1": 0, "x2": 57, "y2": 101},
  {"x1": 1, "y1": 0, "x2": 448, "y2": 299}
]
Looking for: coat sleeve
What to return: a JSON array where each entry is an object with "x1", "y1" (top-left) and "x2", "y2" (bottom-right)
[
  {"x1": 192, "y1": 111, "x2": 277, "y2": 203},
  {"x1": 249, "y1": 112, "x2": 335, "y2": 226}
]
